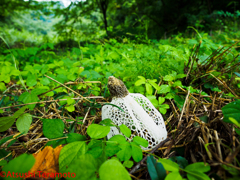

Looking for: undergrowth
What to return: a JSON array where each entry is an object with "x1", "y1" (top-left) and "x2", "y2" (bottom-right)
[{"x1": 0, "y1": 32, "x2": 239, "y2": 180}]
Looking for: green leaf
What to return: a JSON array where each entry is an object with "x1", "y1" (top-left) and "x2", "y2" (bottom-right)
[
  {"x1": 176, "y1": 74, "x2": 186, "y2": 79},
  {"x1": 16, "y1": 113, "x2": 32, "y2": 134},
  {"x1": 147, "y1": 96, "x2": 159, "y2": 107},
  {"x1": 158, "y1": 85, "x2": 171, "y2": 94},
  {"x1": 158, "y1": 158, "x2": 179, "y2": 172},
  {"x1": 163, "y1": 75, "x2": 174, "y2": 81},
  {"x1": 185, "y1": 162, "x2": 210, "y2": 173},
  {"x1": 0, "y1": 82, "x2": 6, "y2": 91},
  {"x1": 0, "y1": 160, "x2": 7, "y2": 166},
  {"x1": 65, "y1": 105, "x2": 75, "y2": 112},
  {"x1": 26, "y1": 73, "x2": 37, "y2": 87},
  {"x1": 131, "y1": 142, "x2": 143, "y2": 162},
  {"x1": 165, "y1": 93, "x2": 174, "y2": 99},
  {"x1": 99, "y1": 118, "x2": 117, "y2": 127},
  {"x1": 99, "y1": 159, "x2": 131, "y2": 180},
  {"x1": 229, "y1": 117, "x2": 240, "y2": 128},
  {"x1": 186, "y1": 171, "x2": 210, "y2": 180},
  {"x1": 159, "y1": 108, "x2": 167, "y2": 114},
  {"x1": 173, "y1": 80, "x2": 183, "y2": 87},
  {"x1": 2, "y1": 154, "x2": 35, "y2": 180},
  {"x1": 222, "y1": 100, "x2": 240, "y2": 124},
  {"x1": 64, "y1": 153, "x2": 98, "y2": 180},
  {"x1": 108, "y1": 135, "x2": 126, "y2": 145},
  {"x1": 169, "y1": 156, "x2": 188, "y2": 169},
  {"x1": 148, "y1": 80, "x2": 160, "y2": 90},
  {"x1": 67, "y1": 97, "x2": 75, "y2": 105},
  {"x1": 133, "y1": 136, "x2": 149, "y2": 148},
  {"x1": 147, "y1": 155, "x2": 166, "y2": 180},
  {"x1": 0, "y1": 116, "x2": 16, "y2": 132},
  {"x1": 146, "y1": 83, "x2": 153, "y2": 95},
  {"x1": 106, "y1": 144, "x2": 121, "y2": 157},
  {"x1": 119, "y1": 124, "x2": 131, "y2": 138},
  {"x1": 87, "y1": 124, "x2": 110, "y2": 139},
  {"x1": 59, "y1": 141, "x2": 88, "y2": 173},
  {"x1": 18, "y1": 92, "x2": 39, "y2": 110},
  {"x1": 117, "y1": 141, "x2": 132, "y2": 161},
  {"x1": 165, "y1": 171, "x2": 182, "y2": 180},
  {"x1": 42, "y1": 119, "x2": 64, "y2": 139},
  {"x1": 158, "y1": 97, "x2": 165, "y2": 105},
  {"x1": 135, "y1": 79, "x2": 145, "y2": 86},
  {"x1": 13, "y1": 106, "x2": 29, "y2": 118},
  {"x1": 87, "y1": 145, "x2": 103, "y2": 158},
  {"x1": 67, "y1": 133, "x2": 86, "y2": 143},
  {"x1": 123, "y1": 160, "x2": 134, "y2": 168}
]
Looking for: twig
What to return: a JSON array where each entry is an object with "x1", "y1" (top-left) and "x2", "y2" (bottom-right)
[
  {"x1": 44, "y1": 75, "x2": 92, "y2": 102},
  {"x1": 177, "y1": 89, "x2": 190, "y2": 129}
]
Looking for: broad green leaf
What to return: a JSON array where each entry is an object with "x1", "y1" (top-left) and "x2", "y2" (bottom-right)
[
  {"x1": 169, "y1": 156, "x2": 188, "y2": 169},
  {"x1": 146, "y1": 83, "x2": 153, "y2": 95},
  {"x1": 64, "y1": 153, "x2": 98, "y2": 180},
  {"x1": 185, "y1": 162, "x2": 210, "y2": 173},
  {"x1": 65, "y1": 105, "x2": 75, "y2": 112},
  {"x1": 117, "y1": 141, "x2": 132, "y2": 161},
  {"x1": 59, "y1": 141, "x2": 87, "y2": 172},
  {"x1": 106, "y1": 144, "x2": 121, "y2": 157},
  {"x1": 16, "y1": 113, "x2": 32, "y2": 134},
  {"x1": 42, "y1": 119, "x2": 64, "y2": 139},
  {"x1": 18, "y1": 92, "x2": 39, "y2": 110},
  {"x1": 0, "y1": 116, "x2": 16, "y2": 132},
  {"x1": 133, "y1": 136, "x2": 149, "y2": 147},
  {"x1": 147, "y1": 155, "x2": 166, "y2": 180},
  {"x1": 186, "y1": 171, "x2": 210, "y2": 180},
  {"x1": 159, "y1": 108, "x2": 167, "y2": 114},
  {"x1": 148, "y1": 80, "x2": 160, "y2": 90},
  {"x1": 135, "y1": 79, "x2": 145, "y2": 86},
  {"x1": 158, "y1": 158, "x2": 179, "y2": 172},
  {"x1": 165, "y1": 93, "x2": 174, "y2": 99},
  {"x1": 99, "y1": 159, "x2": 131, "y2": 180},
  {"x1": 0, "y1": 82, "x2": 6, "y2": 91},
  {"x1": 222, "y1": 100, "x2": 240, "y2": 124},
  {"x1": 2, "y1": 154, "x2": 35, "y2": 180},
  {"x1": 87, "y1": 146, "x2": 103, "y2": 158},
  {"x1": 119, "y1": 124, "x2": 131, "y2": 138},
  {"x1": 176, "y1": 74, "x2": 186, "y2": 79},
  {"x1": 158, "y1": 97, "x2": 165, "y2": 105},
  {"x1": 173, "y1": 80, "x2": 183, "y2": 87},
  {"x1": 123, "y1": 160, "x2": 134, "y2": 168},
  {"x1": 40, "y1": 77, "x2": 50, "y2": 85},
  {"x1": 131, "y1": 142, "x2": 143, "y2": 162},
  {"x1": 26, "y1": 73, "x2": 37, "y2": 87},
  {"x1": 67, "y1": 133, "x2": 86, "y2": 143},
  {"x1": 165, "y1": 171, "x2": 182, "y2": 180},
  {"x1": 158, "y1": 85, "x2": 171, "y2": 94},
  {"x1": 108, "y1": 135, "x2": 126, "y2": 144},
  {"x1": 147, "y1": 96, "x2": 159, "y2": 107},
  {"x1": 87, "y1": 124, "x2": 110, "y2": 139},
  {"x1": 163, "y1": 75, "x2": 174, "y2": 81},
  {"x1": 0, "y1": 160, "x2": 7, "y2": 166},
  {"x1": 13, "y1": 106, "x2": 29, "y2": 118},
  {"x1": 229, "y1": 117, "x2": 240, "y2": 128},
  {"x1": 67, "y1": 97, "x2": 75, "y2": 105}
]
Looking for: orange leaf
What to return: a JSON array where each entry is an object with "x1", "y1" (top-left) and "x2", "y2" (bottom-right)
[{"x1": 30, "y1": 145, "x2": 63, "y2": 174}]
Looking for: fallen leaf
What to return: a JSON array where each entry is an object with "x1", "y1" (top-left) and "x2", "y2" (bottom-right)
[{"x1": 30, "y1": 145, "x2": 63, "y2": 174}]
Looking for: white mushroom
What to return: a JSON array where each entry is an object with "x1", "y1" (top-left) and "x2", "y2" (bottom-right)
[{"x1": 102, "y1": 76, "x2": 167, "y2": 150}]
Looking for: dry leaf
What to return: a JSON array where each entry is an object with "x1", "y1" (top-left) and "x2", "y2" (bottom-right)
[{"x1": 30, "y1": 145, "x2": 63, "y2": 175}]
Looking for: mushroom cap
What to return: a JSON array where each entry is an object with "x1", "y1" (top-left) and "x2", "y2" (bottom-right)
[{"x1": 108, "y1": 76, "x2": 129, "y2": 98}]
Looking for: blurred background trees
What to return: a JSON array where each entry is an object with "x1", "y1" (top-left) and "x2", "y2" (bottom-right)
[{"x1": 0, "y1": 0, "x2": 239, "y2": 47}]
